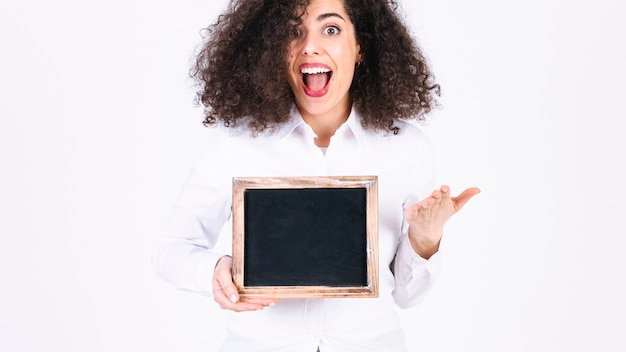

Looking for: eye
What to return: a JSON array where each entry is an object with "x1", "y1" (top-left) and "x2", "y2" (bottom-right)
[
  {"x1": 289, "y1": 28, "x2": 301, "y2": 38},
  {"x1": 288, "y1": 23, "x2": 302, "y2": 38},
  {"x1": 323, "y1": 25, "x2": 341, "y2": 36}
]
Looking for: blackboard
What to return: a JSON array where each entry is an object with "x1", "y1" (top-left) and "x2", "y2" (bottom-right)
[{"x1": 232, "y1": 176, "x2": 379, "y2": 298}]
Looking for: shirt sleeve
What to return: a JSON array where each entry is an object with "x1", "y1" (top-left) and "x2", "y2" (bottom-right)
[
  {"x1": 391, "y1": 234, "x2": 443, "y2": 308},
  {"x1": 151, "y1": 129, "x2": 232, "y2": 296},
  {"x1": 390, "y1": 124, "x2": 442, "y2": 308}
]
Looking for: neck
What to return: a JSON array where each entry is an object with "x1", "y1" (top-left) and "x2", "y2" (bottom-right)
[{"x1": 299, "y1": 104, "x2": 352, "y2": 148}]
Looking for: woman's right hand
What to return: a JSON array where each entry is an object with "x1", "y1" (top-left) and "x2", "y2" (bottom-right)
[{"x1": 212, "y1": 255, "x2": 279, "y2": 312}]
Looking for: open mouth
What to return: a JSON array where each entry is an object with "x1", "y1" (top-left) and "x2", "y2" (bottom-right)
[{"x1": 301, "y1": 67, "x2": 332, "y2": 95}]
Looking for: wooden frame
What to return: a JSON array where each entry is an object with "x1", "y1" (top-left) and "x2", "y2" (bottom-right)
[{"x1": 232, "y1": 176, "x2": 379, "y2": 298}]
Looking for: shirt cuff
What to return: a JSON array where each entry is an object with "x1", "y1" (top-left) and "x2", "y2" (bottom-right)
[{"x1": 395, "y1": 235, "x2": 443, "y2": 286}]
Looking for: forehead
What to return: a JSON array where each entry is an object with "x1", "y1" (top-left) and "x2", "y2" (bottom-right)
[{"x1": 304, "y1": 0, "x2": 348, "y2": 17}]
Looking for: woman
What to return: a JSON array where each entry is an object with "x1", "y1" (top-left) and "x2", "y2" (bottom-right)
[{"x1": 153, "y1": 0, "x2": 480, "y2": 350}]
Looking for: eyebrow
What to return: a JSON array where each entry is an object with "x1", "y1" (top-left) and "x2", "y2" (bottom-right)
[{"x1": 317, "y1": 12, "x2": 345, "y2": 22}]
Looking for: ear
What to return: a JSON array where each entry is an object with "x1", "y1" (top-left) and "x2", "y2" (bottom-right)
[{"x1": 356, "y1": 45, "x2": 362, "y2": 63}]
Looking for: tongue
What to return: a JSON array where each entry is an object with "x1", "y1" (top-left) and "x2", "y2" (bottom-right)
[{"x1": 305, "y1": 73, "x2": 329, "y2": 92}]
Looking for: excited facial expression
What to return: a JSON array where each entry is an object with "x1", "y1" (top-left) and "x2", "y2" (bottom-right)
[{"x1": 286, "y1": 0, "x2": 361, "y2": 121}]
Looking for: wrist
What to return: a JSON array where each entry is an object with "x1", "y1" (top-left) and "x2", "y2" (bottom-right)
[{"x1": 409, "y1": 234, "x2": 441, "y2": 260}]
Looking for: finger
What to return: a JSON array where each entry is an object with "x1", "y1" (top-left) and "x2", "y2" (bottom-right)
[
  {"x1": 405, "y1": 200, "x2": 429, "y2": 218},
  {"x1": 215, "y1": 271, "x2": 240, "y2": 304},
  {"x1": 430, "y1": 187, "x2": 448, "y2": 207},
  {"x1": 421, "y1": 189, "x2": 442, "y2": 208},
  {"x1": 217, "y1": 293, "x2": 278, "y2": 312},
  {"x1": 213, "y1": 280, "x2": 276, "y2": 311},
  {"x1": 229, "y1": 300, "x2": 274, "y2": 312},
  {"x1": 213, "y1": 256, "x2": 240, "y2": 304},
  {"x1": 241, "y1": 297, "x2": 279, "y2": 306},
  {"x1": 212, "y1": 275, "x2": 237, "y2": 309},
  {"x1": 403, "y1": 205, "x2": 417, "y2": 223},
  {"x1": 212, "y1": 257, "x2": 279, "y2": 312},
  {"x1": 452, "y1": 187, "x2": 481, "y2": 211}
]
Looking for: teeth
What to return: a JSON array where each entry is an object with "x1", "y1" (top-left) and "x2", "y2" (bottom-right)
[{"x1": 301, "y1": 67, "x2": 331, "y2": 74}]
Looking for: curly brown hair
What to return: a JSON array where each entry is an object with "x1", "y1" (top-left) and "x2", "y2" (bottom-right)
[{"x1": 191, "y1": 0, "x2": 440, "y2": 133}]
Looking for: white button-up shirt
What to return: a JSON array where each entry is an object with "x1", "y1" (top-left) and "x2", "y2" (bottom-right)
[{"x1": 153, "y1": 107, "x2": 442, "y2": 352}]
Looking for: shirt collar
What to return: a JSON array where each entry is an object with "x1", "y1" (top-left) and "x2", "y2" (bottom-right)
[
  {"x1": 275, "y1": 105, "x2": 368, "y2": 147},
  {"x1": 274, "y1": 105, "x2": 307, "y2": 139}
]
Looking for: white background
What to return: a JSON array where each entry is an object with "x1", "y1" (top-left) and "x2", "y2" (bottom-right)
[{"x1": 1, "y1": 0, "x2": 624, "y2": 351}]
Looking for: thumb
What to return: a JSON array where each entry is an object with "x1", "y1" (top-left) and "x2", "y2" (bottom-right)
[
  {"x1": 453, "y1": 187, "x2": 481, "y2": 211},
  {"x1": 214, "y1": 256, "x2": 239, "y2": 303}
]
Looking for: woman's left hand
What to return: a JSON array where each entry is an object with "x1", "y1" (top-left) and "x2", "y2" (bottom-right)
[{"x1": 403, "y1": 185, "x2": 481, "y2": 259}]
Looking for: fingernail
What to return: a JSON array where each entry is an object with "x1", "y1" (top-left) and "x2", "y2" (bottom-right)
[{"x1": 230, "y1": 294, "x2": 238, "y2": 303}]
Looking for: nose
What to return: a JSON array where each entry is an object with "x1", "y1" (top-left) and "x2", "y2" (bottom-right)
[{"x1": 302, "y1": 31, "x2": 320, "y2": 56}]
